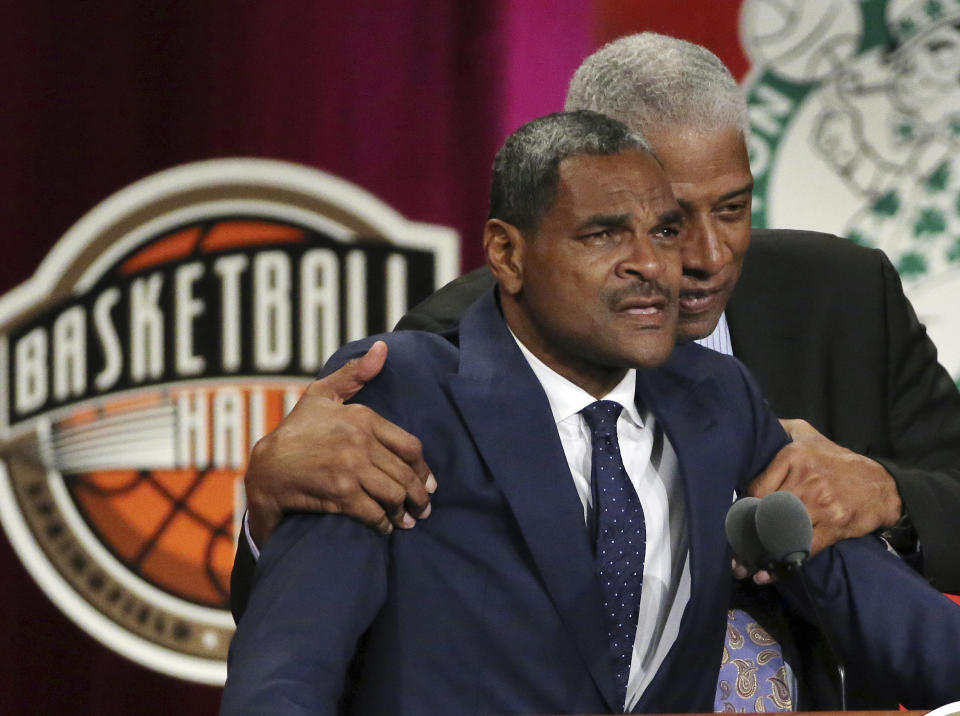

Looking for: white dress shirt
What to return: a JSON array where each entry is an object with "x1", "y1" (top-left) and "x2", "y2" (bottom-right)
[{"x1": 512, "y1": 336, "x2": 690, "y2": 712}]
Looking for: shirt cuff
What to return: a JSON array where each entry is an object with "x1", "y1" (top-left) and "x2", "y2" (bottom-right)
[{"x1": 243, "y1": 510, "x2": 261, "y2": 560}]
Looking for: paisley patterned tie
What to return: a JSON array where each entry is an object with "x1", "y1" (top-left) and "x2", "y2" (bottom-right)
[
  {"x1": 581, "y1": 400, "x2": 645, "y2": 711},
  {"x1": 715, "y1": 608, "x2": 793, "y2": 712}
]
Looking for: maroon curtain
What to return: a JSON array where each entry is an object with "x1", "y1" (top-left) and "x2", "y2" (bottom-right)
[{"x1": 0, "y1": 2, "x2": 507, "y2": 712}]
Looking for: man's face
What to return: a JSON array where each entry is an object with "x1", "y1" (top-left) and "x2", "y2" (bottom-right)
[
  {"x1": 497, "y1": 150, "x2": 683, "y2": 397},
  {"x1": 645, "y1": 125, "x2": 754, "y2": 341}
]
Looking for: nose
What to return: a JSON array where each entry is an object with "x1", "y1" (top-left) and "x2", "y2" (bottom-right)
[
  {"x1": 682, "y1": 216, "x2": 729, "y2": 278},
  {"x1": 617, "y1": 234, "x2": 665, "y2": 282}
]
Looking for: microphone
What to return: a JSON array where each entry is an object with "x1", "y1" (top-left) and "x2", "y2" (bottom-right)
[
  {"x1": 724, "y1": 495, "x2": 765, "y2": 569},
  {"x1": 754, "y1": 491, "x2": 813, "y2": 571},
  {"x1": 725, "y1": 492, "x2": 812, "y2": 573},
  {"x1": 725, "y1": 492, "x2": 847, "y2": 711}
]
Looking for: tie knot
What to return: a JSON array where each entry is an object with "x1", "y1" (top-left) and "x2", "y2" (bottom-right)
[{"x1": 580, "y1": 400, "x2": 623, "y2": 439}]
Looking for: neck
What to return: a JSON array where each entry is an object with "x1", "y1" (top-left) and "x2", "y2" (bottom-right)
[{"x1": 502, "y1": 298, "x2": 628, "y2": 399}]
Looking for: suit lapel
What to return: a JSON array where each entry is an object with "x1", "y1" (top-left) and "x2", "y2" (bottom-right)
[
  {"x1": 632, "y1": 353, "x2": 733, "y2": 710},
  {"x1": 449, "y1": 292, "x2": 739, "y2": 711},
  {"x1": 635, "y1": 357, "x2": 723, "y2": 590},
  {"x1": 449, "y1": 290, "x2": 620, "y2": 712}
]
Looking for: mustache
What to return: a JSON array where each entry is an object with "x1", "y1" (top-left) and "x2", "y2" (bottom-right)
[{"x1": 602, "y1": 280, "x2": 675, "y2": 307}]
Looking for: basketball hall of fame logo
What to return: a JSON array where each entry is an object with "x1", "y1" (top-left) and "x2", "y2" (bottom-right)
[
  {"x1": 742, "y1": 0, "x2": 960, "y2": 384},
  {"x1": 0, "y1": 158, "x2": 458, "y2": 684}
]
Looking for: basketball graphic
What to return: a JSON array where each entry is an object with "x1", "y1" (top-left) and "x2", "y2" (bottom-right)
[
  {"x1": 58, "y1": 222, "x2": 307, "y2": 611},
  {"x1": 0, "y1": 158, "x2": 459, "y2": 683}
]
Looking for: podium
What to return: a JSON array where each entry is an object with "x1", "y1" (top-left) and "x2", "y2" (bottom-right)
[{"x1": 543, "y1": 712, "x2": 933, "y2": 716}]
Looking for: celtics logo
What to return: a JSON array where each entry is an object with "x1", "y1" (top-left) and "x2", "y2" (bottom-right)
[{"x1": 743, "y1": 0, "x2": 960, "y2": 383}]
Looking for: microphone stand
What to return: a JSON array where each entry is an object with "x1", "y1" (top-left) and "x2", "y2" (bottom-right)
[{"x1": 780, "y1": 554, "x2": 847, "y2": 712}]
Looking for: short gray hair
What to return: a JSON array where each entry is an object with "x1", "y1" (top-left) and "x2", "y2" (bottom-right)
[
  {"x1": 565, "y1": 32, "x2": 749, "y2": 137},
  {"x1": 489, "y1": 110, "x2": 653, "y2": 234}
]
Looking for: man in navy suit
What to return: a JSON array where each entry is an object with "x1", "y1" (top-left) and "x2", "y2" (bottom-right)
[
  {"x1": 233, "y1": 34, "x2": 960, "y2": 601},
  {"x1": 222, "y1": 112, "x2": 960, "y2": 714}
]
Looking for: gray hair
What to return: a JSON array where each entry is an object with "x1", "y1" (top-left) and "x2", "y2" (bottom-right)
[
  {"x1": 565, "y1": 32, "x2": 749, "y2": 137},
  {"x1": 488, "y1": 110, "x2": 653, "y2": 234}
]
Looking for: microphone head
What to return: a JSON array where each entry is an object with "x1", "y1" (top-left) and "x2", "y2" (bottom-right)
[
  {"x1": 725, "y1": 497, "x2": 765, "y2": 568},
  {"x1": 754, "y1": 491, "x2": 813, "y2": 566}
]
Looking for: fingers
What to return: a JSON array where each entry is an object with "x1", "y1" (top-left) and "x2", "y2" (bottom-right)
[
  {"x1": 312, "y1": 492, "x2": 395, "y2": 536},
  {"x1": 747, "y1": 429, "x2": 901, "y2": 557},
  {"x1": 338, "y1": 403, "x2": 434, "y2": 520},
  {"x1": 316, "y1": 455, "x2": 428, "y2": 535},
  {"x1": 752, "y1": 570, "x2": 775, "y2": 585},
  {"x1": 277, "y1": 466, "x2": 407, "y2": 536},
  {"x1": 731, "y1": 558, "x2": 752, "y2": 580},
  {"x1": 303, "y1": 341, "x2": 389, "y2": 403},
  {"x1": 777, "y1": 418, "x2": 816, "y2": 441},
  {"x1": 730, "y1": 558, "x2": 777, "y2": 585},
  {"x1": 746, "y1": 450, "x2": 793, "y2": 498},
  {"x1": 370, "y1": 415, "x2": 433, "y2": 486},
  {"x1": 241, "y1": 351, "x2": 441, "y2": 543},
  {"x1": 365, "y1": 437, "x2": 432, "y2": 522},
  {"x1": 350, "y1": 340, "x2": 389, "y2": 383}
]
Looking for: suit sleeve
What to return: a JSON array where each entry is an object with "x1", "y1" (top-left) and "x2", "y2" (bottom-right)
[
  {"x1": 776, "y1": 535, "x2": 960, "y2": 708},
  {"x1": 872, "y1": 253, "x2": 960, "y2": 591},
  {"x1": 222, "y1": 341, "x2": 408, "y2": 714},
  {"x1": 734, "y1": 357, "x2": 791, "y2": 490},
  {"x1": 221, "y1": 514, "x2": 389, "y2": 715},
  {"x1": 226, "y1": 322, "x2": 448, "y2": 622},
  {"x1": 227, "y1": 268, "x2": 486, "y2": 624}
]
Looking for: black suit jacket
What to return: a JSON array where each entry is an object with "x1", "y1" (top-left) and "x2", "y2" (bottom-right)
[{"x1": 393, "y1": 229, "x2": 960, "y2": 594}]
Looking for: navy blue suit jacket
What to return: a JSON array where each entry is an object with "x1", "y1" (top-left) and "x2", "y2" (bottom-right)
[{"x1": 223, "y1": 289, "x2": 960, "y2": 714}]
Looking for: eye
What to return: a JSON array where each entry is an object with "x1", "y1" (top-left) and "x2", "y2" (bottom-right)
[
  {"x1": 652, "y1": 225, "x2": 681, "y2": 243},
  {"x1": 578, "y1": 227, "x2": 621, "y2": 245},
  {"x1": 715, "y1": 202, "x2": 749, "y2": 220},
  {"x1": 587, "y1": 229, "x2": 614, "y2": 239}
]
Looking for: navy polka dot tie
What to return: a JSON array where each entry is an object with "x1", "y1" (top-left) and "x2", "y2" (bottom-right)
[{"x1": 581, "y1": 400, "x2": 645, "y2": 709}]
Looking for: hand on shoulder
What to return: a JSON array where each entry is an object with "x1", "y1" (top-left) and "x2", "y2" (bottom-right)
[{"x1": 244, "y1": 341, "x2": 436, "y2": 546}]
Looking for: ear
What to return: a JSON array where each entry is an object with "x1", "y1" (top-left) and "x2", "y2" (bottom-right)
[{"x1": 484, "y1": 219, "x2": 528, "y2": 296}]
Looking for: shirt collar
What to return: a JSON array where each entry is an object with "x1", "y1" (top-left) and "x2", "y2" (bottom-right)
[{"x1": 509, "y1": 330, "x2": 643, "y2": 429}]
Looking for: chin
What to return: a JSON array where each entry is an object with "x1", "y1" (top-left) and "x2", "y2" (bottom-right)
[
  {"x1": 626, "y1": 343, "x2": 676, "y2": 370},
  {"x1": 677, "y1": 315, "x2": 720, "y2": 342}
]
